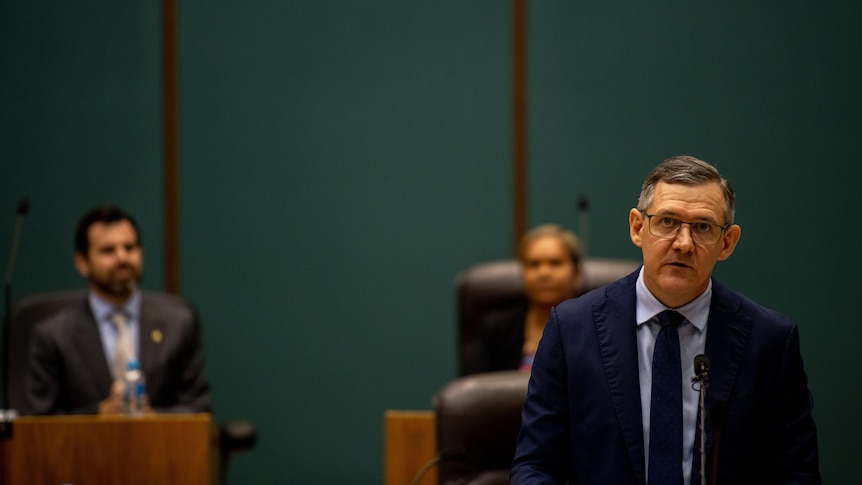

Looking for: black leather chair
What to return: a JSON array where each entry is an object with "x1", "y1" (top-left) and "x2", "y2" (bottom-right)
[
  {"x1": 435, "y1": 257, "x2": 641, "y2": 485},
  {"x1": 434, "y1": 370, "x2": 529, "y2": 485},
  {"x1": 5, "y1": 289, "x2": 257, "y2": 483},
  {"x1": 455, "y1": 257, "x2": 641, "y2": 376}
]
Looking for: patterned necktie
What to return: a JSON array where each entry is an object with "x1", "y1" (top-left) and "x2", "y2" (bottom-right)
[
  {"x1": 110, "y1": 311, "x2": 133, "y2": 381},
  {"x1": 648, "y1": 310, "x2": 685, "y2": 485}
]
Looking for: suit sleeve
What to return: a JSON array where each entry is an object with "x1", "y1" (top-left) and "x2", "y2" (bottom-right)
[
  {"x1": 26, "y1": 322, "x2": 100, "y2": 416},
  {"x1": 510, "y1": 307, "x2": 571, "y2": 484},
  {"x1": 767, "y1": 323, "x2": 820, "y2": 483},
  {"x1": 25, "y1": 322, "x2": 64, "y2": 415}
]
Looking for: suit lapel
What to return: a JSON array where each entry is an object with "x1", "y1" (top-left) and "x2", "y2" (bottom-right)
[
  {"x1": 138, "y1": 294, "x2": 163, "y2": 394},
  {"x1": 70, "y1": 300, "x2": 114, "y2": 394},
  {"x1": 594, "y1": 276, "x2": 647, "y2": 484},
  {"x1": 692, "y1": 280, "x2": 751, "y2": 482}
]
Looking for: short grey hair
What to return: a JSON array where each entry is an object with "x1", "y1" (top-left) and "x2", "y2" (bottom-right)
[{"x1": 637, "y1": 155, "x2": 736, "y2": 224}]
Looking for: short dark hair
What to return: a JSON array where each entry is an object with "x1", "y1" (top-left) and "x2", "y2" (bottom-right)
[
  {"x1": 74, "y1": 205, "x2": 141, "y2": 255},
  {"x1": 637, "y1": 155, "x2": 736, "y2": 225}
]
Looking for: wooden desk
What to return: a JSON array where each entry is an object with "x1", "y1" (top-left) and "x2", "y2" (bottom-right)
[
  {"x1": 1, "y1": 413, "x2": 214, "y2": 485},
  {"x1": 384, "y1": 410, "x2": 436, "y2": 485}
]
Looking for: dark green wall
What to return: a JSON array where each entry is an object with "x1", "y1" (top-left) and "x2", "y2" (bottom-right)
[
  {"x1": 0, "y1": 2, "x2": 166, "y2": 291},
  {"x1": 2, "y1": 1, "x2": 860, "y2": 483}
]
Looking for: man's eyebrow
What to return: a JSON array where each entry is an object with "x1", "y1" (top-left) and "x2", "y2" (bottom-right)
[{"x1": 653, "y1": 211, "x2": 720, "y2": 224}]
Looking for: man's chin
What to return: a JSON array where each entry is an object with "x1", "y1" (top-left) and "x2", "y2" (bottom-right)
[
  {"x1": 94, "y1": 280, "x2": 138, "y2": 300},
  {"x1": 651, "y1": 273, "x2": 709, "y2": 306},
  {"x1": 657, "y1": 268, "x2": 696, "y2": 285}
]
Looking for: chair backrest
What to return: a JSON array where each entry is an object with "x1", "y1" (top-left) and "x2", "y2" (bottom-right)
[
  {"x1": 5, "y1": 289, "x2": 87, "y2": 412},
  {"x1": 455, "y1": 257, "x2": 641, "y2": 376},
  {"x1": 433, "y1": 370, "x2": 530, "y2": 485}
]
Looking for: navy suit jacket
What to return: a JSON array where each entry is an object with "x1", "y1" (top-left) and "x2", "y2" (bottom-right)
[
  {"x1": 25, "y1": 291, "x2": 211, "y2": 415},
  {"x1": 511, "y1": 270, "x2": 819, "y2": 484}
]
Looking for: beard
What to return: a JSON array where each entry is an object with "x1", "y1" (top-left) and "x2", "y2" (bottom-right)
[{"x1": 90, "y1": 264, "x2": 142, "y2": 300}]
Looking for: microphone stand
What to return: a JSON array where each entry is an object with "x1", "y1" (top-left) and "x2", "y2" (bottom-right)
[
  {"x1": 577, "y1": 196, "x2": 589, "y2": 256},
  {"x1": 691, "y1": 354, "x2": 710, "y2": 485},
  {"x1": 2, "y1": 198, "x2": 29, "y2": 440}
]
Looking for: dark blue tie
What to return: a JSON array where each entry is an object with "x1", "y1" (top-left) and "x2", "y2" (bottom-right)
[{"x1": 648, "y1": 310, "x2": 685, "y2": 485}]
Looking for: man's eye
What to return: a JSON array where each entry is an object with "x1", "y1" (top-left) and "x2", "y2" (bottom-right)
[
  {"x1": 659, "y1": 217, "x2": 677, "y2": 227},
  {"x1": 693, "y1": 223, "x2": 712, "y2": 233}
]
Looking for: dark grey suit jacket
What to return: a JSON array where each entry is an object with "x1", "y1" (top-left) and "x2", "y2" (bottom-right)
[
  {"x1": 511, "y1": 270, "x2": 820, "y2": 484},
  {"x1": 25, "y1": 291, "x2": 211, "y2": 415}
]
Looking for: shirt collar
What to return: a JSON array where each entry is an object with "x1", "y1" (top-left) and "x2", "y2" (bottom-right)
[
  {"x1": 634, "y1": 267, "x2": 711, "y2": 333},
  {"x1": 88, "y1": 289, "x2": 141, "y2": 322}
]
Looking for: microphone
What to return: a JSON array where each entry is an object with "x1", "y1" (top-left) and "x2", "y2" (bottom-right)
[
  {"x1": 577, "y1": 195, "x2": 589, "y2": 256},
  {"x1": 3, "y1": 197, "x2": 30, "y2": 414},
  {"x1": 691, "y1": 354, "x2": 710, "y2": 485},
  {"x1": 4, "y1": 197, "x2": 29, "y2": 287},
  {"x1": 693, "y1": 354, "x2": 710, "y2": 385}
]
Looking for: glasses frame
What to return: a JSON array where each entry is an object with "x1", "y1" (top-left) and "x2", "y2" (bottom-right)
[{"x1": 641, "y1": 212, "x2": 730, "y2": 246}]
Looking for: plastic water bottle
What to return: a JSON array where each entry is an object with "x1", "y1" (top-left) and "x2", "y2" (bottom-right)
[{"x1": 122, "y1": 359, "x2": 147, "y2": 415}]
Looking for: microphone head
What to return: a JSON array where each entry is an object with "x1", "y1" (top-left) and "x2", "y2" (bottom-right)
[
  {"x1": 694, "y1": 354, "x2": 710, "y2": 373},
  {"x1": 16, "y1": 197, "x2": 30, "y2": 216},
  {"x1": 577, "y1": 196, "x2": 589, "y2": 211}
]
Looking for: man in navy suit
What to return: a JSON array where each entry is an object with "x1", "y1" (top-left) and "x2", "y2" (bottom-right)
[
  {"x1": 25, "y1": 205, "x2": 210, "y2": 415},
  {"x1": 511, "y1": 156, "x2": 819, "y2": 484}
]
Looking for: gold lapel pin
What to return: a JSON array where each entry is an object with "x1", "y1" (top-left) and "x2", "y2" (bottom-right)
[{"x1": 151, "y1": 329, "x2": 163, "y2": 344}]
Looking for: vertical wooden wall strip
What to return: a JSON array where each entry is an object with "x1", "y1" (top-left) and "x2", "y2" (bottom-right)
[
  {"x1": 163, "y1": 0, "x2": 180, "y2": 294},
  {"x1": 512, "y1": 0, "x2": 528, "y2": 253}
]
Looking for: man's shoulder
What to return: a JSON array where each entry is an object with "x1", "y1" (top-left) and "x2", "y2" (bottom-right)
[
  {"x1": 140, "y1": 290, "x2": 192, "y2": 308},
  {"x1": 711, "y1": 279, "x2": 795, "y2": 329},
  {"x1": 555, "y1": 271, "x2": 637, "y2": 316},
  {"x1": 24, "y1": 295, "x2": 91, "y2": 345},
  {"x1": 140, "y1": 291, "x2": 197, "y2": 323}
]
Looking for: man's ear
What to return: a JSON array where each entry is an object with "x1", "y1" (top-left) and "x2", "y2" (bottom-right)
[
  {"x1": 717, "y1": 224, "x2": 741, "y2": 261},
  {"x1": 74, "y1": 252, "x2": 90, "y2": 278},
  {"x1": 629, "y1": 208, "x2": 645, "y2": 248}
]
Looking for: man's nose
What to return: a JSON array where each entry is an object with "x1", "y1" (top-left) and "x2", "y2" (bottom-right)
[{"x1": 673, "y1": 224, "x2": 696, "y2": 251}]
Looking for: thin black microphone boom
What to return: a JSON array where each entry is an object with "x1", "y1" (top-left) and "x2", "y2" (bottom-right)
[
  {"x1": 4, "y1": 197, "x2": 29, "y2": 286},
  {"x1": 3, "y1": 196, "x2": 30, "y2": 412},
  {"x1": 577, "y1": 195, "x2": 589, "y2": 256}
]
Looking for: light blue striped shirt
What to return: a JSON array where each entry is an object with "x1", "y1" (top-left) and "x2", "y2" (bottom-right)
[{"x1": 635, "y1": 268, "x2": 709, "y2": 485}]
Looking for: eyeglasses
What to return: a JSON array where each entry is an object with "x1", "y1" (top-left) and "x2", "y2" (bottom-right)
[{"x1": 642, "y1": 213, "x2": 729, "y2": 245}]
